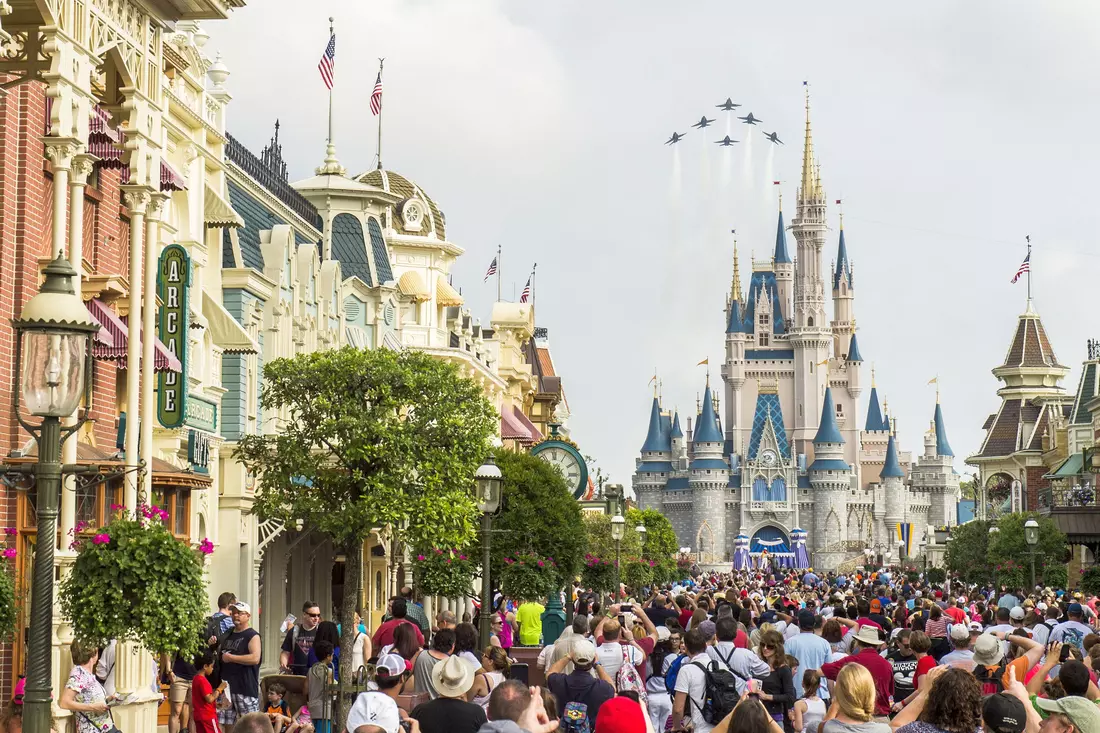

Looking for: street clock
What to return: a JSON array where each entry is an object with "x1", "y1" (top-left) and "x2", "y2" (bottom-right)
[{"x1": 530, "y1": 424, "x2": 589, "y2": 499}]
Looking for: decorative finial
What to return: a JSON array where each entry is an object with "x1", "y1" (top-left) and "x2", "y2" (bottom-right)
[
  {"x1": 652, "y1": 368, "x2": 658, "y2": 398},
  {"x1": 871, "y1": 363, "x2": 876, "y2": 387},
  {"x1": 838, "y1": 198, "x2": 844, "y2": 230},
  {"x1": 800, "y1": 81, "x2": 815, "y2": 200},
  {"x1": 696, "y1": 392, "x2": 701, "y2": 413},
  {"x1": 659, "y1": 379, "x2": 664, "y2": 403}
]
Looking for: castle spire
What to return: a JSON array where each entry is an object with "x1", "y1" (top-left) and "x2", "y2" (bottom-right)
[
  {"x1": 881, "y1": 432, "x2": 905, "y2": 477},
  {"x1": 640, "y1": 396, "x2": 666, "y2": 452},
  {"x1": 695, "y1": 384, "x2": 723, "y2": 443},
  {"x1": 813, "y1": 387, "x2": 845, "y2": 444},
  {"x1": 847, "y1": 331, "x2": 863, "y2": 362},
  {"x1": 834, "y1": 227, "x2": 853, "y2": 290},
  {"x1": 774, "y1": 207, "x2": 792, "y2": 264},
  {"x1": 670, "y1": 410, "x2": 684, "y2": 439},
  {"x1": 731, "y1": 237, "x2": 743, "y2": 303},
  {"x1": 933, "y1": 402, "x2": 954, "y2": 457},
  {"x1": 865, "y1": 385, "x2": 884, "y2": 431},
  {"x1": 800, "y1": 82, "x2": 816, "y2": 202}
]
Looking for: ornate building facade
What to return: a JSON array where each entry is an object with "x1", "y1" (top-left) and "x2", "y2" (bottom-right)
[{"x1": 634, "y1": 95, "x2": 960, "y2": 570}]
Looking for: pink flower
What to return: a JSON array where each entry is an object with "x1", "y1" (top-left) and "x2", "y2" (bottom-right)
[
  {"x1": 2, "y1": 548, "x2": 15, "y2": 559},
  {"x1": 417, "y1": 554, "x2": 426, "y2": 561},
  {"x1": 435, "y1": 548, "x2": 443, "y2": 555},
  {"x1": 459, "y1": 555, "x2": 467, "y2": 561},
  {"x1": 198, "y1": 538, "x2": 215, "y2": 555},
  {"x1": 445, "y1": 558, "x2": 452, "y2": 564},
  {"x1": 2, "y1": 527, "x2": 15, "y2": 536},
  {"x1": 537, "y1": 561, "x2": 544, "y2": 568},
  {"x1": 92, "y1": 533, "x2": 110, "y2": 545},
  {"x1": 109, "y1": 504, "x2": 124, "y2": 512},
  {"x1": 504, "y1": 558, "x2": 514, "y2": 565}
]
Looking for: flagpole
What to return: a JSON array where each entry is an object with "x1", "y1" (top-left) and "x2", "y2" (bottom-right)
[
  {"x1": 376, "y1": 58, "x2": 384, "y2": 170},
  {"x1": 496, "y1": 244, "x2": 501, "y2": 302},
  {"x1": 327, "y1": 17, "x2": 334, "y2": 149},
  {"x1": 1027, "y1": 238, "x2": 1032, "y2": 304}
]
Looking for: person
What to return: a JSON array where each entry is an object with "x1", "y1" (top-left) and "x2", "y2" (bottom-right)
[
  {"x1": 757, "y1": 630, "x2": 797, "y2": 732},
  {"x1": 165, "y1": 646, "x2": 196, "y2": 733},
  {"x1": 305, "y1": 640, "x2": 335, "y2": 733},
  {"x1": 594, "y1": 617, "x2": 646, "y2": 684},
  {"x1": 938, "y1": 624, "x2": 974, "y2": 668},
  {"x1": 709, "y1": 617, "x2": 770, "y2": 695},
  {"x1": 516, "y1": 597, "x2": 546, "y2": 647},
  {"x1": 348, "y1": 616, "x2": 373, "y2": 682},
  {"x1": 306, "y1": 621, "x2": 341, "y2": 680},
  {"x1": 389, "y1": 621, "x2": 422, "y2": 667},
  {"x1": 455, "y1": 623, "x2": 483, "y2": 669},
  {"x1": 281, "y1": 601, "x2": 323, "y2": 676},
  {"x1": 792, "y1": 669, "x2": 826, "y2": 733},
  {"x1": 591, "y1": 695, "x2": 649, "y2": 733},
  {"x1": 786, "y1": 610, "x2": 832, "y2": 702},
  {"x1": 413, "y1": 628, "x2": 456, "y2": 699},
  {"x1": 496, "y1": 602, "x2": 517, "y2": 652},
  {"x1": 670, "y1": 627, "x2": 721, "y2": 733},
  {"x1": 545, "y1": 639, "x2": 616, "y2": 724},
  {"x1": 235, "y1": 712, "x2": 279, "y2": 733},
  {"x1": 480, "y1": 680, "x2": 560, "y2": 733},
  {"x1": 885, "y1": 630, "x2": 917, "y2": 709},
  {"x1": 821, "y1": 626, "x2": 893, "y2": 718},
  {"x1": 712, "y1": 694, "x2": 785, "y2": 733},
  {"x1": 0, "y1": 678, "x2": 25, "y2": 733},
  {"x1": 346, "y1": 653, "x2": 410, "y2": 733},
  {"x1": 646, "y1": 594, "x2": 681, "y2": 629},
  {"x1": 1051, "y1": 604, "x2": 1093, "y2": 653},
  {"x1": 981, "y1": 693, "x2": 1029, "y2": 733},
  {"x1": 820, "y1": 664, "x2": 888, "y2": 733},
  {"x1": 889, "y1": 666, "x2": 983, "y2": 733},
  {"x1": 265, "y1": 681, "x2": 293, "y2": 733},
  {"x1": 1033, "y1": 695, "x2": 1100, "y2": 733},
  {"x1": 219, "y1": 600, "x2": 263, "y2": 729},
  {"x1": 543, "y1": 615, "x2": 589, "y2": 675},
  {"x1": 971, "y1": 631, "x2": 1043, "y2": 696},
  {"x1": 400, "y1": 586, "x2": 432, "y2": 639},
  {"x1": 191, "y1": 651, "x2": 227, "y2": 733},
  {"x1": 646, "y1": 627, "x2": 677, "y2": 730},
  {"x1": 59, "y1": 640, "x2": 113, "y2": 733},
  {"x1": 998, "y1": 589, "x2": 1021, "y2": 612},
  {"x1": 372, "y1": 598, "x2": 426, "y2": 650},
  {"x1": 411, "y1": 655, "x2": 487, "y2": 733},
  {"x1": 469, "y1": 647, "x2": 511, "y2": 711}
]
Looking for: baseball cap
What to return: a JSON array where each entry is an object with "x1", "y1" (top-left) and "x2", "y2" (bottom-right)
[
  {"x1": 572, "y1": 639, "x2": 597, "y2": 666},
  {"x1": 870, "y1": 599, "x2": 883, "y2": 613},
  {"x1": 698, "y1": 620, "x2": 717, "y2": 640},
  {"x1": 656, "y1": 626, "x2": 671, "y2": 642},
  {"x1": 973, "y1": 633, "x2": 1004, "y2": 666},
  {"x1": 1010, "y1": 606, "x2": 1026, "y2": 621},
  {"x1": 798, "y1": 609, "x2": 816, "y2": 630},
  {"x1": 950, "y1": 624, "x2": 971, "y2": 641},
  {"x1": 969, "y1": 621, "x2": 984, "y2": 632},
  {"x1": 983, "y1": 692, "x2": 1027, "y2": 733},
  {"x1": 12, "y1": 677, "x2": 24, "y2": 705},
  {"x1": 595, "y1": 695, "x2": 647, "y2": 733},
  {"x1": 375, "y1": 652, "x2": 406, "y2": 679},
  {"x1": 346, "y1": 686, "x2": 401, "y2": 733},
  {"x1": 1069, "y1": 603, "x2": 1085, "y2": 616},
  {"x1": 1035, "y1": 696, "x2": 1100, "y2": 733},
  {"x1": 228, "y1": 601, "x2": 251, "y2": 614}
]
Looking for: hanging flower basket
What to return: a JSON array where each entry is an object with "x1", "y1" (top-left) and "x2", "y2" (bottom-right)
[
  {"x1": 0, "y1": 527, "x2": 17, "y2": 641},
  {"x1": 580, "y1": 553, "x2": 616, "y2": 592},
  {"x1": 59, "y1": 505, "x2": 207, "y2": 656},
  {"x1": 412, "y1": 548, "x2": 476, "y2": 598},
  {"x1": 621, "y1": 556, "x2": 656, "y2": 591},
  {"x1": 499, "y1": 552, "x2": 559, "y2": 601}
]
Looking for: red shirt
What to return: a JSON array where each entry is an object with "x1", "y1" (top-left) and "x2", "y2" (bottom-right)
[
  {"x1": 914, "y1": 654, "x2": 937, "y2": 689},
  {"x1": 192, "y1": 673, "x2": 216, "y2": 721},
  {"x1": 944, "y1": 606, "x2": 967, "y2": 625},
  {"x1": 678, "y1": 608, "x2": 694, "y2": 628},
  {"x1": 734, "y1": 630, "x2": 749, "y2": 649},
  {"x1": 371, "y1": 618, "x2": 425, "y2": 649},
  {"x1": 822, "y1": 648, "x2": 895, "y2": 717}
]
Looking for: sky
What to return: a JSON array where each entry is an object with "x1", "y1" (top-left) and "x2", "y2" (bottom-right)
[{"x1": 207, "y1": 0, "x2": 1100, "y2": 489}]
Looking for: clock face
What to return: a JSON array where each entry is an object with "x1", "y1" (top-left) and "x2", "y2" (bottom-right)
[
  {"x1": 531, "y1": 440, "x2": 589, "y2": 499},
  {"x1": 761, "y1": 449, "x2": 777, "y2": 467}
]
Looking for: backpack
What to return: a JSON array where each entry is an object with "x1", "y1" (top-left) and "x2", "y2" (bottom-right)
[
  {"x1": 974, "y1": 662, "x2": 1009, "y2": 697},
  {"x1": 204, "y1": 613, "x2": 233, "y2": 686},
  {"x1": 616, "y1": 645, "x2": 648, "y2": 706},
  {"x1": 664, "y1": 654, "x2": 687, "y2": 695},
  {"x1": 689, "y1": 661, "x2": 742, "y2": 724},
  {"x1": 561, "y1": 701, "x2": 591, "y2": 733}
]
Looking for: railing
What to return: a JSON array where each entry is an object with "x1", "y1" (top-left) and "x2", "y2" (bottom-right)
[{"x1": 1038, "y1": 485, "x2": 1098, "y2": 510}]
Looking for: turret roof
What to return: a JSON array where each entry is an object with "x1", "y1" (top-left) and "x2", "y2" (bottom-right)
[
  {"x1": 670, "y1": 411, "x2": 684, "y2": 439},
  {"x1": 814, "y1": 387, "x2": 845, "y2": 444},
  {"x1": 726, "y1": 299, "x2": 744, "y2": 334},
  {"x1": 933, "y1": 402, "x2": 954, "y2": 457},
  {"x1": 881, "y1": 432, "x2": 905, "y2": 477},
  {"x1": 865, "y1": 386, "x2": 885, "y2": 431},
  {"x1": 640, "y1": 397, "x2": 669, "y2": 452},
  {"x1": 694, "y1": 384, "x2": 723, "y2": 443},
  {"x1": 847, "y1": 332, "x2": 863, "y2": 362},
  {"x1": 833, "y1": 229, "x2": 853, "y2": 291},
  {"x1": 737, "y1": 271, "x2": 786, "y2": 334},
  {"x1": 774, "y1": 210, "x2": 792, "y2": 264},
  {"x1": 1001, "y1": 308, "x2": 1063, "y2": 369}
]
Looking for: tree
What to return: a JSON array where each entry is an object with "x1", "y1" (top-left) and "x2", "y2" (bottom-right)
[
  {"x1": 584, "y1": 513, "x2": 642, "y2": 564},
  {"x1": 959, "y1": 474, "x2": 979, "y2": 501},
  {"x1": 945, "y1": 519, "x2": 992, "y2": 584},
  {"x1": 235, "y1": 346, "x2": 497, "y2": 694},
  {"x1": 627, "y1": 507, "x2": 678, "y2": 583},
  {"x1": 481, "y1": 448, "x2": 586, "y2": 593},
  {"x1": 987, "y1": 513, "x2": 1067, "y2": 588}
]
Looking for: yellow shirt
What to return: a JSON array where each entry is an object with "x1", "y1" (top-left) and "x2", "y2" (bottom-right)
[{"x1": 515, "y1": 602, "x2": 545, "y2": 646}]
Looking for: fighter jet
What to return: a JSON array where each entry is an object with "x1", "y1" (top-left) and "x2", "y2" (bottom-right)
[
  {"x1": 691, "y1": 116, "x2": 716, "y2": 129},
  {"x1": 739, "y1": 113, "x2": 761, "y2": 125},
  {"x1": 763, "y1": 131, "x2": 783, "y2": 145},
  {"x1": 715, "y1": 136, "x2": 739, "y2": 146},
  {"x1": 716, "y1": 98, "x2": 741, "y2": 111},
  {"x1": 665, "y1": 132, "x2": 686, "y2": 145}
]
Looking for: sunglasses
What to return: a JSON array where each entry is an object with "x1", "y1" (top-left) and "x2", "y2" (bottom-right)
[
  {"x1": 763, "y1": 643, "x2": 776, "y2": 650},
  {"x1": 305, "y1": 613, "x2": 321, "y2": 618}
]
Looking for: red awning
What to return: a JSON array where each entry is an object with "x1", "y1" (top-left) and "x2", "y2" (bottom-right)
[
  {"x1": 86, "y1": 298, "x2": 182, "y2": 373},
  {"x1": 501, "y1": 406, "x2": 540, "y2": 444},
  {"x1": 119, "y1": 160, "x2": 188, "y2": 191},
  {"x1": 513, "y1": 406, "x2": 543, "y2": 442}
]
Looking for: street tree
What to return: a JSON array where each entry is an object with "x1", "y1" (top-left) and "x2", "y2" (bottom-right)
[
  {"x1": 235, "y1": 346, "x2": 497, "y2": 691},
  {"x1": 627, "y1": 507, "x2": 679, "y2": 583},
  {"x1": 987, "y1": 513, "x2": 1067, "y2": 587},
  {"x1": 944, "y1": 519, "x2": 992, "y2": 584}
]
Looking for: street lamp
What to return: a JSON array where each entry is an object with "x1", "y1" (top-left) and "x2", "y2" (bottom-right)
[
  {"x1": 474, "y1": 455, "x2": 503, "y2": 649},
  {"x1": 989, "y1": 525, "x2": 1000, "y2": 590},
  {"x1": 1024, "y1": 518, "x2": 1040, "y2": 589},
  {"x1": 13, "y1": 256, "x2": 98, "y2": 733},
  {"x1": 611, "y1": 514, "x2": 625, "y2": 602},
  {"x1": 897, "y1": 539, "x2": 906, "y2": 566}
]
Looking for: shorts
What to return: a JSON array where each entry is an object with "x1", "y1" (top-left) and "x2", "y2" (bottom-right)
[
  {"x1": 169, "y1": 678, "x2": 192, "y2": 705},
  {"x1": 217, "y1": 694, "x2": 260, "y2": 726},
  {"x1": 194, "y1": 719, "x2": 223, "y2": 733}
]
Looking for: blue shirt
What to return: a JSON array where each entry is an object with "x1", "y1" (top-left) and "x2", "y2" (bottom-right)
[{"x1": 785, "y1": 631, "x2": 832, "y2": 699}]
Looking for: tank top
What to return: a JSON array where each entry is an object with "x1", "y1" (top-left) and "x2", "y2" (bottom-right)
[
  {"x1": 801, "y1": 696, "x2": 826, "y2": 733},
  {"x1": 350, "y1": 632, "x2": 366, "y2": 679},
  {"x1": 498, "y1": 610, "x2": 514, "y2": 648},
  {"x1": 219, "y1": 628, "x2": 260, "y2": 698},
  {"x1": 471, "y1": 670, "x2": 504, "y2": 711}
]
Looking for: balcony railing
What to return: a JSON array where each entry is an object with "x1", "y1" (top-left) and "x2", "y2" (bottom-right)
[{"x1": 1038, "y1": 485, "x2": 1098, "y2": 511}]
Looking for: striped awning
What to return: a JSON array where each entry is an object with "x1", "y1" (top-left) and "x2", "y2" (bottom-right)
[
  {"x1": 435, "y1": 276, "x2": 463, "y2": 307},
  {"x1": 501, "y1": 406, "x2": 538, "y2": 443},
  {"x1": 119, "y1": 160, "x2": 188, "y2": 191},
  {"x1": 397, "y1": 270, "x2": 430, "y2": 301},
  {"x1": 85, "y1": 298, "x2": 182, "y2": 372},
  {"x1": 513, "y1": 406, "x2": 542, "y2": 442},
  {"x1": 204, "y1": 184, "x2": 244, "y2": 229}
]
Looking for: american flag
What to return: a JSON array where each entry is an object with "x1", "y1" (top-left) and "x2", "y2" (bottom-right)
[
  {"x1": 370, "y1": 72, "x2": 383, "y2": 115},
  {"x1": 483, "y1": 256, "x2": 497, "y2": 282},
  {"x1": 1011, "y1": 252, "x2": 1030, "y2": 283},
  {"x1": 318, "y1": 34, "x2": 335, "y2": 90},
  {"x1": 519, "y1": 276, "x2": 531, "y2": 303}
]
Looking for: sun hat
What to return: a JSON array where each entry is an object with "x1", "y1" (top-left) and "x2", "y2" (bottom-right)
[
  {"x1": 973, "y1": 633, "x2": 1004, "y2": 666},
  {"x1": 852, "y1": 626, "x2": 884, "y2": 646},
  {"x1": 431, "y1": 655, "x2": 475, "y2": 698},
  {"x1": 1035, "y1": 696, "x2": 1100, "y2": 733},
  {"x1": 983, "y1": 692, "x2": 1027, "y2": 733},
  {"x1": 950, "y1": 624, "x2": 971, "y2": 641}
]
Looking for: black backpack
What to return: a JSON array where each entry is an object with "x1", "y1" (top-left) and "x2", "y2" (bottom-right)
[
  {"x1": 974, "y1": 661, "x2": 1010, "y2": 697},
  {"x1": 689, "y1": 661, "x2": 742, "y2": 724},
  {"x1": 203, "y1": 613, "x2": 232, "y2": 686}
]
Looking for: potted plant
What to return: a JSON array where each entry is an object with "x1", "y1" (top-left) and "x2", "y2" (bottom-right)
[{"x1": 412, "y1": 547, "x2": 476, "y2": 599}]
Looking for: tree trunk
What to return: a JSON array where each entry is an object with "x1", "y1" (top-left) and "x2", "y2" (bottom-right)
[{"x1": 338, "y1": 535, "x2": 364, "y2": 731}]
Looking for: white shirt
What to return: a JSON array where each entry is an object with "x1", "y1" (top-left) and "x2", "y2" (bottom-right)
[
  {"x1": 706, "y1": 642, "x2": 766, "y2": 695},
  {"x1": 676, "y1": 652, "x2": 717, "y2": 733},
  {"x1": 597, "y1": 641, "x2": 644, "y2": 681}
]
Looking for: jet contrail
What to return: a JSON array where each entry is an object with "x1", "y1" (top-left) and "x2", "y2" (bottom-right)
[
  {"x1": 742, "y1": 127, "x2": 754, "y2": 184},
  {"x1": 764, "y1": 144, "x2": 776, "y2": 210},
  {"x1": 666, "y1": 146, "x2": 683, "y2": 302}
]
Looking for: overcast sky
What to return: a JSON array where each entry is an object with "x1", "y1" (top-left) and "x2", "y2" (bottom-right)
[{"x1": 208, "y1": 0, "x2": 1100, "y2": 488}]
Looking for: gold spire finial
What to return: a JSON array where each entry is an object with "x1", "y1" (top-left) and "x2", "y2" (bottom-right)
[
  {"x1": 731, "y1": 236, "x2": 743, "y2": 303},
  {"x1": 659, "y1": 378, "x2": 664, "y2": 403},
  {"x1": 778, "y1": 188, "x2": 783, "y2": 212},
  {"x1": 838, "y1": 199, "x2": 844, "y2": 230},
  {"x1": 800, "y1": 82, "x2": 815, "y2": 201},
  {"x1": 652, "y1": 368, "x2": 658, "y2": 398},
  {"x1": 871, "y1": 363, "x2": 876, "y2": 388}
]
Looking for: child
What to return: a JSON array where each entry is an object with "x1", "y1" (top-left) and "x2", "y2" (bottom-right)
[
  {"x1": 790, "y1": 669, "x2": 825, "y2": 733},
  {"x1": 305, "y1": 641, "x2": 335, "y2": 733},
  {"x1": 291, "y1": 705, "x2": 314, "y2": 733},
  {"x1": 265, "y1": 681, "x2": 292, "y2": 733},
  {"x1": 192, "y1": 651, "x2": 227, "y2": 733}
]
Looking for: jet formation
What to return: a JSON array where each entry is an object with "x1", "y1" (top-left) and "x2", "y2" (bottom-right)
[
  {"x1": 663, "y1": 98, "x2": 783, "y2": 148},
  {"x1": 716, "y1": 98, "x2": 741, "y2": 111},
  {"x1": 763, "y1": 131, "x2": 783, "y2": 145},
  {"x1": 691, "y1": 116, "x2": 716, "y2": 129},
  {"x1": 715, "y1": 136, "x2": 738, "y2": 146}
]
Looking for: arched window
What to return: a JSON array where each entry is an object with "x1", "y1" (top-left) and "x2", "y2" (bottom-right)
[
  {"x1": 770, "y1": 477, "x2": 787, "y2": 502},
  {"x1": 808, "y1": 316, "x2": 815, "y2": 327},
  {"x1": 752, "y1": 476, "x2": 768, "y2": 501}
]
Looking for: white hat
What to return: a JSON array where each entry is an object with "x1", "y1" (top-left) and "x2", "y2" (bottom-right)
[
  {"x1": 656, "y1": 626, "x2": 671, "y2": 641},
  {"x1": 572, "y1": 639, "x2": 597, "y2": 666},
  {"x1": 1038, "y1": 602, "x2": 1049, "y2": 611},
  {"x1": 969, "y1": 621, "x2": 984, "y2": 632},
  {"x1": 431, "y1": 655, "x2": 474, "y2": 698},
  {"x1": 375, "y1": 653, "x2": 407, "y2": 680},
  {"x1": 346, "y1": 688, "x2": 401, "y2": 733},
  {"x1": 950, "y1": 624, "x2": 971, "y2": 641},
  {"x1": 852, "y1": 626, "x2": 884, "y2": 646},
  {"x1": 1010, "y1": 606, "x2": 1026, "y2": 621},
  {"x1": 229, "y1": 601, "x2": 251, "y2": 614}
]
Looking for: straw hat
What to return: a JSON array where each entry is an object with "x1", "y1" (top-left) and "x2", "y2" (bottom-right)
[{"x1": 430, "y1": 655, "x2": 475, "y2": 699}]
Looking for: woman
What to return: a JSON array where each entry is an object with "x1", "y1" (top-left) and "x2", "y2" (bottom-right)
[
  {"x1": 889, "y1": 666, "x2": 980, "y2": 733},
  {"x1": 468, "y1": 647, "x2": 510, "y2": 711},
  {"x1": 496, "y1": 600, "x2": 516, "y2": 652},
  {"x1": 714, "y1": 692, "x2": 784, "y2": 733},
  {"x1": 756, "y1": 630, "x2": 796, "y2": 732},
  {"x1": 821, "y1": 620, "x2": 848, "y2": 660},
  {"x1": 645, "y1": 629, "x2": 678, "y2": 731},
  {"x1": 307, "y1": 621, "x2": 341, "y2": 680},
  {"x1": 821, "y1": 664, "x2": 889, "y2": 733},
  {"x1": 923, "y1": 607, "x2": 948, "y2": 661},
  {"x1": 348, "y1": 615, "x2": 372, "y2": 682},
  {"x1": 390, "y1": 621, "x2": 422, "y2": 670},
  {"x1": 454, "y1": 623, "x2": 481, "y2": 669},
  {"x1": 791, "y1": 669, "x2": 825, "y2": 733},
  {"x1": 60, "y1": 640, "x2": 113, "y2": 733}
]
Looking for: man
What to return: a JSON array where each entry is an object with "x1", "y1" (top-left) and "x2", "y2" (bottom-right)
[
  {"x1": 279, "y1": 600, "x2": 322, "y2": 676},
  {"x1": 436, "y1": 610, "x2": 458, "y2": 633},
  {"x1": 645, "y1": 594, "x2": 680, "y2": 628},
  {"x1": 480, "y1": 680, "x2": 559, "y2": 733},
  {"x1": 971, "y1": 632, "x2": 1044, "y2": 693},
  {"x1": 981, "y1": 693, "x2": 1028, "y2": 733},
  {"x1": 400, "y1": 586, "x2": 432, "y2": 639},
  {"x1": 868, "y1": 599, "x2": 893, "y2": 633},
  {"x1": 987, "y1": 608, "x2": 1017, "y2": 636},
  {"x1": 854, "y1": 599, "x2": 885, "y2": 635},
  {"x1": 545, "y1": 639, "x2": 615, "y2": 724},
  {"x1": 372, "y1": 598, "x2": 426, "y2": 649},
  {"x1": 1051, "y1": 604, "x2": 1093, "y2": 652},
  {"x1": 1009, "y1": 606, "x2": 1031, "y2": 634},
  {"x1": 670, "y1": 627, "x2": 720, "y2": 733},
  {"x1": 234, "y1": 712, "x2": 277, "y2": 733},
  {"x1": 414, "y1": 628, "x2": 455, "y2": 700},
  {"x1": 540, "y1": 615, "x2": 589, "y2": 675},
  {"x1": 941, "y1": 623, "x2": 977, "y2": 668},
  {"x1": 821, "y1": 625, "x2": 894, "y2": 718},
  {"x1": 1034, "y1": 695, "x2": 1100, "y2": 733},
  {"x1": 515, "y1": 597, "x2": 545, "y2": 647},
  {"x1": 785, "y1": 610, "x2": 832, "y2": 700},
  {"x1": 999, "y1": 588, "x2": 1021, "y2": 611},
  {"x1": 886, "y1": 629, "x2": 918, "y2": 709},
  {"x1": 707, "y1": 617, "x2": 766, "y2": 696},
  {"x1": 412, "y1": 655, "x2": 487, "y2": 733},
  {"x1": 593, "y1": 612, "x2": 653, "y2": 682},
  {"x1": 676, "y1": 595, "x2": 695, "y2": 629},
  {"x1": 218, "y1": 601, "x2": 262, "y2": 730},
  {"x1": 347, "y1": 653, "x2": 415, "y2": 733}
]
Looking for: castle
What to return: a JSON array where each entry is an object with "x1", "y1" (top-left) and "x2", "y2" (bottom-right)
[{"x1": 634, "y1": 95, "x2": 960, "y2": 570}]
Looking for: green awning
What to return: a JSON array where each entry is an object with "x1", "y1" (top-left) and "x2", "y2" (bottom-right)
[{"x1": 1044, "y1": 453, "x2": 1084, "y2": 480}]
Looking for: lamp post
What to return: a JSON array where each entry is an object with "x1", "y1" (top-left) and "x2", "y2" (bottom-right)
[
  {"x1": 897, "y1": 539, "x2": 906, "y2": 567},
  {"x1": 989, "y1": 525, "x2": 1000, "y2": 590},
  {"x1": 611, "y1": 514, "x2": 625, "y2": 602},
  {"x1": 1024, "y1": 518, "x2": 1040, "y2": 589},
  {"x1": 474, "y1": 455, "x2": 503, "y2": 650},
  {"x1": 12, "y1": 256, "x2": 98, "y2": 733}
]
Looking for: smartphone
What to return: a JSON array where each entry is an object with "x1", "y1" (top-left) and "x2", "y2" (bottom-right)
[
  {"x1": 621, "y1": 604, "x2": 634, "y2": 613},
  {"x1": 748, "y1": 679, "x2": 761, "y2": 695}
]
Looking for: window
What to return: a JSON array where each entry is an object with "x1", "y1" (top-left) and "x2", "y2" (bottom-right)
[
  {"x1": 150, "y1": 487, "x2": 192, "y2": 541},
  {"x1": 808, "y1": 316, "x2": 815, "y2": 327},
  {"x1": 759, "y1": 333, "x2": 770, "y2": 346},
  {"x1": 837, "y1": 403, "x2": 843, "y2": 414},
  {"x1": 760, "y1": 314, "x2": 770, "y2": 325}
]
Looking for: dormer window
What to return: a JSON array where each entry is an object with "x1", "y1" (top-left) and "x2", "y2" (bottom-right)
[{"x1": 759, "y1": 332, "x2": 770, "y2": 347}]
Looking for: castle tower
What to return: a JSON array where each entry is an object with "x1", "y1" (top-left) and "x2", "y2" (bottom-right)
[
  {"x1": 690, "y1": 378, "x2": 729, "y2": 563},
  {"x1": 633, "y1": 394, "x2": 673, "y2": 512},
  {"x1": 831, "y1": 220, "x2": 855, "y2": 356},
  {"x1": 773, "y1": 202, "x2": 793, "y2": 318},
  {"x1": 881, "y1": 430, "x2": 906, "y2": 561},
  {"x1": 670, "y1": 410, "x2": 686, "y2": 467},
  {"x1": 911, "y1": 395, "x2": 960, "y2": 527},
  {"x1": 810, "y1": 387, "x2": 851, "y2": 557},
  {"x1": 789, "y1": 88, "x2": 832, "y2": 450},
  {"x1": 844, "y1": 331, "x2": 864, "y2": 464},
  {"x1": 724, "y1": 240, "x2": 748, "y2": 450}
]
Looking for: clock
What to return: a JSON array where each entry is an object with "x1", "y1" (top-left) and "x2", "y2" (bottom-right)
[
  {"x1": 531, "y1": 431, "x2": 589, "y2": 499},
  {"x1": 761, "y1": 449, "x2": 777, "y2": 467}
]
